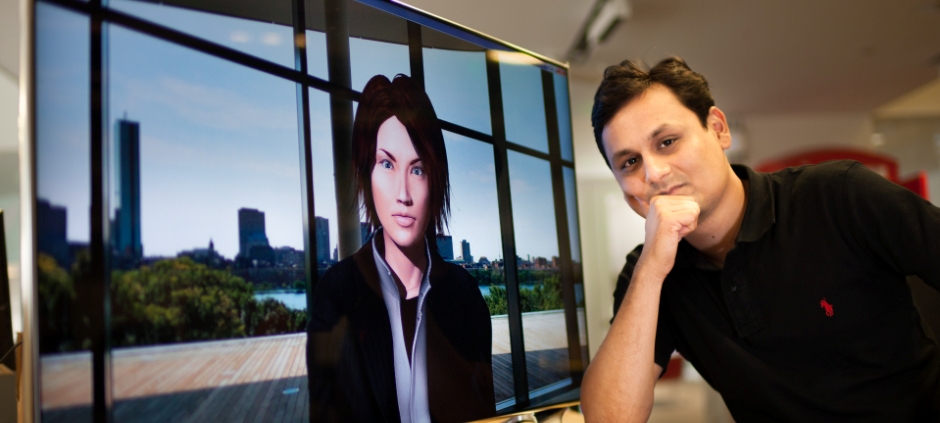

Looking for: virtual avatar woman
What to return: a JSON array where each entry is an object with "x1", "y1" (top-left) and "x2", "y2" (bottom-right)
[{"x1": 307, "y1": 74, "x2": 495, "y2": 423}]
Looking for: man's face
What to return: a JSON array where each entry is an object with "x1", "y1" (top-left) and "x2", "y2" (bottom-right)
[{"x1": 601, "y1": 84, "x2": 733, "y2": 222}]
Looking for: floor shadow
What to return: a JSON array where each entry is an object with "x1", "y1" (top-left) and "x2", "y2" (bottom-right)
[{"x1": 44, "y1": 376, "x2": 308, "y2": 423}]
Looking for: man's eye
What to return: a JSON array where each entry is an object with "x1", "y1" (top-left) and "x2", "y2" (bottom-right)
[
  {"x1": 622, "y1": 157, "x2": 638, "y2": 170},
  {"x1": 661, "y1": 138, "x2": 676, "y2": 147}
]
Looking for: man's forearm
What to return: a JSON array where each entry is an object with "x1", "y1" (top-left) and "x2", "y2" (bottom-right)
[{"x1": 582, "y1": 264, "x2": 665, "y2": 422}]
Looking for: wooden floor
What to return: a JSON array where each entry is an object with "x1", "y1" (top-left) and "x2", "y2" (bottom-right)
[
  {"x1": 42, "y1": 334, "x2": 309, "y2": 423},
  {"x1": 492, "y1": 308, "x2": 587, "y2": 354},
  {"x1": 40, "y1": 311, "x2": 587, "y2": 421}
]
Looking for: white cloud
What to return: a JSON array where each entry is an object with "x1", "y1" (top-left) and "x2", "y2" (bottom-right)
[
  {"x1": 261, "y1": 33, "x2": 283, "y2": 46},
  {"x1": 230, "y1": 30, "x2": 251, "y2": 43},
  {"x1": 510, "y1": 177, "x2": 533, "y2": 194}
]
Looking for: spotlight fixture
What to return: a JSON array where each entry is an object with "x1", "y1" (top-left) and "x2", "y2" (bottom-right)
[{"x1": 566, "y1": 0, "x2": 631, "y2": 63}]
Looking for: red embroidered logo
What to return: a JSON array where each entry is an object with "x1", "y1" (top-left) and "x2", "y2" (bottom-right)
[{"x1": 820, "y1": 298, "x2": 834, "y2": 317}]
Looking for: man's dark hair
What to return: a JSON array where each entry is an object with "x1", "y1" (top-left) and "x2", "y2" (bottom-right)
[
  {"x1": 352, "y1": 74, "x2": 451, "y2": 242},
  {"x1": 591, "y1": 57, "x2": 714, "y2": 166}
]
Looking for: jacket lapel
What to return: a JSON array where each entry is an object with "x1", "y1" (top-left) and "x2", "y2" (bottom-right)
[{"x1": 352, "y1": 244, "x2": 401, "y2": 422}]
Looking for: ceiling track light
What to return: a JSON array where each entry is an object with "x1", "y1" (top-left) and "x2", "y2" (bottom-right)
[{"x1": 565, "y1": 0, "x2": 631, "y2": 64}]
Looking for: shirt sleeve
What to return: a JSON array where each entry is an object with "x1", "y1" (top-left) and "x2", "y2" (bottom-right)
[
  {"x1": 839, "y1": 162, "x2": 940, "y2": 291},
  {"x1": 612, "y1": 244, "x2": 678, "y2": 377}
]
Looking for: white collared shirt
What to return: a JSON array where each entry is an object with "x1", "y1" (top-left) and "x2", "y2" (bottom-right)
[{"x1": 371, "y1": 228, "x2": 433, "y2": 423}]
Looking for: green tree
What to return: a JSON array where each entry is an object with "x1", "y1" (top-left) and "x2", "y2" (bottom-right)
[
  {"x1": 111, "y1": 257, "x2": 254, "y2": 346},
  {"x1": 484, "y1": 273, "x2": 565, "y2": 315},
  {"x1": 485, "y1": 285, "x2": 508, "y2": 315},
  {"x1": 37, "y1": 253, "x2": 75, "y2": 352}
]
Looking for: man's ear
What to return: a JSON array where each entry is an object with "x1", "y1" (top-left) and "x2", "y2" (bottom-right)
[{"x1": 707, "y1": 106, "x2": 732, "y2": 150}]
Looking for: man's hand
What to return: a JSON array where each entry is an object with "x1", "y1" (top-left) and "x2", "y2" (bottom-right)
[
  {"x1": 582, "y1": 195, "x2": 700, "y2": 422},
  {"x1": 637, "y1": 195, "x2": 700, "y2": 280}
]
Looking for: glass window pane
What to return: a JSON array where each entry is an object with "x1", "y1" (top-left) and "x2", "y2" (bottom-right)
[
  {"x1": 507, "y1": 151, "x2": 568, "y2": 394},
  {"x1": 305, "y1": 30, "x2": 328, "y2": 80},
  {"x1": 108, "y1": 24, "x2": 307, "y2": 421},
  {"x1": 349, "y1": 37, "x2": 410, "y2": 92},
  {"x1": 443, "y1": 131, "x2": 512, "y2": 404},
  {"x1": 35, "y1": 2, "x2": 93, "y2": 421},
  {"x1": 500, "y1": 58, "x2": 548, "y2": 153},
  {"x1": 563, "y1": 168, "x2": 580, "y2": 265},
  {"x1": 109, "y1": 0, "x2": 295, "y2": 68},
  {"x1": 309, "y1": 88, "x2": 337, "y2": 271},
  {"x1": 564, "y1": 167, "x2": 587, "y2": 354},
  {"x1": 554, "y1": 73, "x2": 573, "y2": 162},
  {"x1": 424, "y1": 48, "x2": 491, "y2": 135}
]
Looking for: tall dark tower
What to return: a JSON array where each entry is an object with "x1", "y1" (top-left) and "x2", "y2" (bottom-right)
[
  {"x1": 461, "y1": 239, "x2": 472, "y2": 264},
  {"x1": 116, "y1": 119, "x2": 142, "y2": 260},
  {"x1": 238, "y1": 208, "x2": 270, "y2": 259},
  {"x1": 36, "y1": 200, "x2": 71, "y2": 267},
  {"x1": 314, "y1": 216, "x2": 329, "y2": 263}
]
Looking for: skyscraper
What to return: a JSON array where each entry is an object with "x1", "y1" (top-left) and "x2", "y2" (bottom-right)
[
  {"x1": 115, "y1": 119, "x2": 142, "y2": 260},
  {"x1": 315, "y1": 216, "x2": 329, "y2": 263},
  {"x1": 238, "y1": 208, "x2": 270, "y2": 259},
  {"x1": 36, "y1": 199, "x2": 71, "y2": 267},
  {"x1": 436, "y1": 235, "x2": 454, "y2": 261},
  {"x1": 461, "y1": 239, "x2": 472, "y2": 264}
]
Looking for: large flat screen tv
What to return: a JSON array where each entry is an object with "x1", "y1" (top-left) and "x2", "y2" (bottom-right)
[{"x1": 25, "y1": 0, "x2": 587, "y2": 421}]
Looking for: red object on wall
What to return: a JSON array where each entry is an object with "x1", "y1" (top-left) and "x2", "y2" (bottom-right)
[
  {"x1": 661, "y1": 355, "x2": 684, "y2": 380},
  {"x1": 755, "y1": 148, "x2": 929, "y2": 201},
  {"x1": 900, "y1": 171, "x2": 929, "y2": 200}
]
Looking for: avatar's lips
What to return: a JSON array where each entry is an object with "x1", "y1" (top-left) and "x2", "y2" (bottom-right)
[{"x1": 392, "y1": 213, "x2": 415, "y2": 227}]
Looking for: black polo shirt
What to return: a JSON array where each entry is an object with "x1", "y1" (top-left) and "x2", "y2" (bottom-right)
[{"x1": 613, "y1": 160, "x2": 940, "y2": 421}]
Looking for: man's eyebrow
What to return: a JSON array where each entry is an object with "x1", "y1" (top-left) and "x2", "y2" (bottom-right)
[
  {"x1": 648, "y1": 123, "x2": 672, "y2": 141},
  {"x1": 611, "y1": 148, "x2": 637, "y2": 164}
]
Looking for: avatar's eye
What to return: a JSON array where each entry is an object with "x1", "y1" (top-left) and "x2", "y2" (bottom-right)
[
  {"x1": 379, "y1": 159, "x2": 392, "y2": 169},
  {"x1": 411, "y1": 166, "x2": 424, "y2": 176}
]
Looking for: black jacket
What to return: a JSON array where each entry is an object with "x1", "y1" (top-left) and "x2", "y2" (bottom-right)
[{"x1": 307, "y1": 242, "x2": 495, "y2": 422}]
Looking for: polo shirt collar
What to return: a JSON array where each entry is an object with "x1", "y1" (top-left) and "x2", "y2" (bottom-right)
[
  {"x1": 674, "y1": 164, "x2": 776, "y2": 269},
  {"x1": 733, "y1": 164, "x2": 776, "y2": 243}
]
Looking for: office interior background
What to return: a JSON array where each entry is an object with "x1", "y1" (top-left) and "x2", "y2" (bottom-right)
[{"x1": 2, "y1": 0, "x2": 939, "y2": 421}]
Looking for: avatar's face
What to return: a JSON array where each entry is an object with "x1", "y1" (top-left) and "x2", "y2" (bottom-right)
[
  {"x1": 372, "y1": 116, "x2": 430, "y2": 250},
  {"x1": 601, "y1": 83, "x2": 733, "y2": 221}
]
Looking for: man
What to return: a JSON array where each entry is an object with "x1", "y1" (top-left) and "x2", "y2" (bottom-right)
[{"x1": 580, "y1": 57, "x2": 940, "y2": 422}]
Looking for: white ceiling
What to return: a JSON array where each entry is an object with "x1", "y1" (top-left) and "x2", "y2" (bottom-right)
[
  {"x1": 405, "y1": 0, "x2": 940, "y2": 117},
  {"x1": 2, "y1": 0, "x2": 939, "y2": 116}
]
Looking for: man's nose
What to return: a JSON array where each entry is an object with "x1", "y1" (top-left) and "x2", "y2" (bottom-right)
[{"x1": 644, "y1": 155, "x2": 670, "y2": 184}]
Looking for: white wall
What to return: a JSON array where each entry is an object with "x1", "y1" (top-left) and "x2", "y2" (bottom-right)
[{"x1": 742, "y1": 112, "x2": 875, "y2": 167}]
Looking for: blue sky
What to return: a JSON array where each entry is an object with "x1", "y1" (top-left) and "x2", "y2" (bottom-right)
[
  {"x1": 34, "y1": 0, "x2": 578, "y2": 263},
  {"x1": 35, "y1": 2, "x2": 90, "y2": 243}
]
